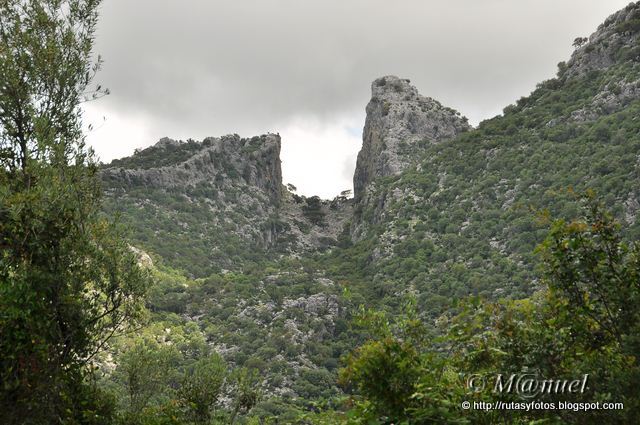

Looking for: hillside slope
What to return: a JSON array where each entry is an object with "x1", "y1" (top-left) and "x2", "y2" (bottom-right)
[
  {"x1": 98, "y1": 2, "x2": 640, "y2": 420},
  {"x1": 338, "y1": 1, "x2": 640, "y2": 316},
  {"x1": 102, "y1": 134, "x2": 352, "y2": 277}
]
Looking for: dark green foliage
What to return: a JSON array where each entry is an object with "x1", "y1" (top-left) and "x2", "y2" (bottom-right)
[
  {"x1": 103, "y1": 324, "x2": 266, "y2": 424},
  {"x1": 229, "y1": 368, "x2": 261, "y2": 424},
  {"x1": 101, "y1": 186, "x2": 272, "y2": 277},
  {"x1": 303, "y1": 195, "x2": 326, "y2": 226},
  {"x1": 0, "y1": 1, "x2": 149, "y2": 423},
  {"x1": 107, "y1": 139, "x2": 202, "y2": 170},
  {"x1": 335, "y1": 60, "x2": 640, "y2": 320},
  {"x1": 539, "y1": 193, "x2": 640, "y2": 348},
  {"x1": 534, "y1": 198, "x2": 640, "y2": 424},
  {"x1": 340, "y1": 335, "x2": 420, "y2": 419},
  {"x1": 92, "y1": 18, "x2": 640, "y2": 423},
  {"x1": 179, "y1": 353, "x2": 227, "y2": 423},
  {"x1": 119, "y1": 339, "x2": 179, "y2": 413},
  {"x1": 340, "y1": 197, "x2": 640, "y2": 424},
  {"x1": 573, "y1": 37, "x2": 589, "y2": 49},
  {"x1": 95, "y1": 257, "x2": 356, "y2": 422},
  {"x1": 339, "y1": 303, "x2": 467, "y2": 424}
]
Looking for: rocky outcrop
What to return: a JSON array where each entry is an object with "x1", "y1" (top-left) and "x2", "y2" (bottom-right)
[
  {"x1": 353, "y1": 75, "x2": 471, "y2": 200},
  {"x1": 562, "y1": 2, "x2": 640, "y2": 80},
  {"x1": 278, "y1": 191, "x2": 353, "y2": 252},
  {"x1": 101, "y1": 133, "x2": 354, "y2": 274},
  {"x1": 544, "y1": 3, "x2": 640, "y2": 125},
  {"x1": 350, "y1": 76, "x2": 471, "y2": 241},
  {"x1": 102, "y1": 133, "x2": 283, "y2": 205},
  {"x1": 566, "y1": 76, "x2": 640, "y2": 123}
]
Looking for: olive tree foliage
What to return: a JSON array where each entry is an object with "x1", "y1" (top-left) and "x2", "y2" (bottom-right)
[
  {"x1": 0, "y1": 0, "x2": 109, "y2": 175},
  {"x1": 0, "y1": 1, "x2": 149, "y2": 423},
  {"x1": 538, "y1": 193, "x2": 640, "y2": 347},
  {"x1": 179, "y1": 353, "x2": 227, "y2": 424},
  {"x1": 573, "y1": 36, "x2": 589, "y2": 49},
  {"x1": 119, "y1": 339, "x2": 178, "y2": 414},
  {"x1": 229, "y1": 368, "x2": 261, "y2": 425}
]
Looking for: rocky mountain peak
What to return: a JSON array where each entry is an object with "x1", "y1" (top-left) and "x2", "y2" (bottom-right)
[
  {"x1": 370, "y1": 75, "x2": 419, "y2": 101},
  {"x1": 352, "y1": 75, "x2": 471, "y2": 199}
]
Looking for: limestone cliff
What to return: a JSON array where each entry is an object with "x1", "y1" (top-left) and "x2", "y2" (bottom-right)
[
  {"x1": 353, "y1": 75, "x2": 470, "y2": 200},
  {"x1": 563, "y1": 2, "x2": 640, "y2": 79},
  {"x1": 101, "y1": 134, "x2": 351, "y2": 276},
  {"x1": 102, "y1": 133, "x2": 283, "y2": 205},
  {"x1": 350, "y1": 76, "x2": 471, "y2": 240},
  {"x1": 554, "y1": 2, "x2": 640, "y2": 123},
  {"x1": 97, "y1": 2, "x2": 640, "y2": 409}
]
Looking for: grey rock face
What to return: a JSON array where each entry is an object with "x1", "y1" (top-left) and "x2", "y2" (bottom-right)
[
  {"x1": 102, "y1": 133, "x2": 354, "y2": 268},
  {"x1": 101, "y1": 134, "x2": 287, "y2": 270},
  {"x1": 568, "y1": 77, "x2": 640, "y2": 123},
  {"x1": 541, "y1": 3, "x2": 640, "y2": 126},
  {"x1": 353, "y1": 75, "x2": 470, "y2": 199},
  {"x1": 102, "y1": 133, "x2": 283, "y2": 205},
  {"x1": 563, "y1": 2, "x2": 640, "y2": 79},
  {"x1": 278, "y1": 191, "x2": 353, "y2": 252}
]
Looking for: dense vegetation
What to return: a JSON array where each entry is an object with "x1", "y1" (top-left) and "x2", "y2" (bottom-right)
[
  {"x1": 336, "y1": 196, "x2": 640, "y2": 424},
  {"x1": 0, "y1": 1, "x2": 149, "y2": 423},
  {"x1": 337, "y1": 61, "x2": 640, "y2": 316},
  {"x1": 108, "y1": 139, "x2": 204, "y2": 170},
  {"x1": 101, "y1": 185, "x2": 272, "y2": 277},
  {"x1": 98, "y1": 61, "x2": 640, "y2": 424},
  {"x1": 2, "y1": 1, "x2": 640, "y2": 424}
]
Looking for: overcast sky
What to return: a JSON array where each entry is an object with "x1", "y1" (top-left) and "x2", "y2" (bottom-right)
[{"x1": 83, "y1": 0, "x2": 632, "y2": 198}]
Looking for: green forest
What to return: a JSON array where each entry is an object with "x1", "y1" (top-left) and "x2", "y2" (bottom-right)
[{"x1": 2, "y1": 1, "x2": 640, "y2": 424}]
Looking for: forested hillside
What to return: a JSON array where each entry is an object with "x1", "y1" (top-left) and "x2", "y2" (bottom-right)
[
  {"x1": 92, "y1": 3, "x2": 640, "y2": 423},
  {"x1": 2, "y1": 1, "x2": 640, "y2": 424}
]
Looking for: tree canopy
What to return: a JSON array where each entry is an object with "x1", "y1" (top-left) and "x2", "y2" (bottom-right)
[{"x1": 0, "y1": 1, "x2": 149, "y2": 423}]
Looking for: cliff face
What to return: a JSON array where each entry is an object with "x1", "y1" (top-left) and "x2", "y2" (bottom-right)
[
  {"x1": 100, "y1": 2, "x2": 640, "y2": 276},
  {"x1": 98, "y1": 2, "x2": 640, "y2": 409},
  {"x1": 350, "y1": 76, "x2": 471, "y2": 240},
  {"x1": 563, "y1": 2, "x2": 640, "y2": 80},
  {"x1": 101, "y1": 133, "x2": 351, "y2": 276},
  {"x1": 101, "y1": 134, "x2": 286, "y2": 275},
  {"x1": 102, "y1": 133, "x2": 283, "y2": 205},
  {"x1": 550, "y1": 2, "x2": 640, "y2": 124},
  {"x1": 346, "y1": 2, "x2": 640, "y2": 299},
  {"x1": 353, "y1": 75, "x2": 470, "y2": 200}
]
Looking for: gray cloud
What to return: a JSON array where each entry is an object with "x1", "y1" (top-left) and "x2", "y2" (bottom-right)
[{"x1": 85, "y1": 0, "x2": 632, "y2": 197}]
